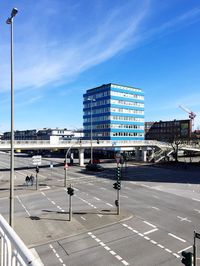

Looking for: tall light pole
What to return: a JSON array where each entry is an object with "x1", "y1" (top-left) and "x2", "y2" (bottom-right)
[
  {"x1": 88, "y1": 97, "x2": 95, "y2": 163},
  {"x1": 6, "y1": 7, "x2": 18, "y2": 227}
]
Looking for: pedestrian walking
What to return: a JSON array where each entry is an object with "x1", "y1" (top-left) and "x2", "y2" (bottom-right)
[
  {"x1": 30, "y1": 174, "x2": 34, "y2": 186},
  {"x1": 25, "y1": 175, "x2": 30, "y2": 186}
]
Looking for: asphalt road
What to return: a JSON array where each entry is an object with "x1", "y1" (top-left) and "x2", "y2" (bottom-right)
[{"x1": 0, "y1": 152, "x2": 200, "y2": 265}]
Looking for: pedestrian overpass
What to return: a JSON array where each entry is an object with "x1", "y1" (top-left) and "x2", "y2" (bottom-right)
[
  {"x1": 0, "y1": 139, "x2": 171, "y2": 165},
  {"x1": 0, "y1": 139, "x2": 199, "y2": 165}
]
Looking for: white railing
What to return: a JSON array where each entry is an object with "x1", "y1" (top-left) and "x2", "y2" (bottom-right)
[{"x1": 0, "y1": 214, "x2": 42, "y2": 266}]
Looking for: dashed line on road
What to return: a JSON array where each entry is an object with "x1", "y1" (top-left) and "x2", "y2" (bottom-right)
[
  {"x1": 122, "y1": 223, "x2": 180, "y2": 259},
  {"x1": 49, "y1": 244, "x2": 66, "y2": 266},
  {"x1": 81, "y1": 216, "x2": 86, "y2": 221},
  {"x1": 94, "y1": 197, "x2": 100, "y2": 201},
  {"x1": 88, "y1": 232, "x2": 129, "y2": 265}
]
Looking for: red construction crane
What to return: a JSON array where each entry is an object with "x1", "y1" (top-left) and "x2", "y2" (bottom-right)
[{"x1": 179, "y1": 105, "x2": 196, "y2": 126}]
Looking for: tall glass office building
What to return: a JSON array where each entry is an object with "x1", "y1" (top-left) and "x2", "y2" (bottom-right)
[{"x1": 83, "y1": 83, "x2": 144, "y2": 141}]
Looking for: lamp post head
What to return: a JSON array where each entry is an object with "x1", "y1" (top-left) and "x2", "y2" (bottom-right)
[
  {"x1": 11, "y1": 8, "x2": 18, "y2": 18},
  {"x1": 6, "y1": 8, "x2": 18, "y2": 24}
]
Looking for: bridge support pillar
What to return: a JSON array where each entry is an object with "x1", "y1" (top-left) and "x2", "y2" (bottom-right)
[
  {"x1": 135, "y1": 148, "x2": 141, "y2": 161},
  {"x1": 142, "y1": 148, "x2": 147, "y2": 162},
  {"x1": 78, "y1": 148, "x2": 85, "y2": 166}
]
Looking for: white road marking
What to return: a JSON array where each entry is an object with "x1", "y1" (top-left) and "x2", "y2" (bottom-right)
[
  {"x1": 49, "y1": 244, "x2": 66, "y2": 266},
  {"x1": 88, "y1": 232, "x2": 129, "y2": 265},
  {"x1": 178, "y1": 246, "x2": 193, "y2": 254},
  {"x1": 116, "y1": 255, "x2": 122, "y2": 260},
  {"x1": 177, "y1": 216, "x2": 191, "y2": 222},
  {"x1": 97, "y1": 214, "x2": 103, "y2": 218},
  {"x1": 122, "y1": 224, "x2": 180, "y2": 259},
  {"x1": 122, "y1": 260, "x2": 129, "y2": 265},
  {"x1": 106, "y1": 203, "x2": 113, "y2": 207},
  {"x1": 94, "y1": 197, "x2": 100, "y2": 201},
  {"x1": 192, "y1": 198, "x2": 200, "y2": 202},
  {"x1": 40, "y1": 186, "x2": 50, "y2": 191},
  {"x1": 16, "y1": 196, "x2": 31, "y2": 216},
  {"x1": 144, "y1": 228, "x2": 158, "y2": 235},
  {"x1": 194, "y1": 209, "x2": 200, "y2": 214},
  {"x1": 165, "y1": 248, "x2": 172, "y2": 253},
  {"x1": 80, "y1": 216, "x2": 86, "y2": 221},
  {"x1": 143, "y1": 221, "x2": 157, "y2": 228},
  {"x1": 151, "y1": 206, "x2": 160, "y2": 211},
  {"x1": 168, "y1": 233, "x2": 186, "y2": 243}
]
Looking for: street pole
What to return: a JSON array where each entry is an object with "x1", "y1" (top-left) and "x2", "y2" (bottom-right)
[
  {"x1": 6, "y1": 8, "x2": 18, "y2": 228},
  {"x1": 36, "y1": 171, "x2": 38, "y2": 190},
  {"x1": 193, "y1": 231, "x2": 196, "y2": 266},
  {"x1": 117, "y1": 188, "x2": 120, "y2": 215},
  {"x1": 90, "y1": 99, "x2": 93, "y2": 164},
  {"x1": 69, "y1": 184, "x2": 72, "y2": 221}
]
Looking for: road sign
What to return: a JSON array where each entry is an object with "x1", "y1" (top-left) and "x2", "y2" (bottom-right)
[{"x1": 32, "y1": 155, "x2": 42, "y2": 165}]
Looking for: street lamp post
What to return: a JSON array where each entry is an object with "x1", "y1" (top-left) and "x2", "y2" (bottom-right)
[
  {"x1": 6, "y1": 7, "x2": 18, "y2": 227},
  {"x1": 88, "y1": 98, "x2": 95, "y2": 163}
]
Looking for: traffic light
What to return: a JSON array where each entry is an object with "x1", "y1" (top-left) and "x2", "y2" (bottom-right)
[
  {"x1": 117, "y1": 180, "x2": 121, "y2": 190},
  {"x1": 67, "y1": 187, "x2": 74, "y2": 196},
  {"x1": 36, "y1": 166, "x2": 39, "y2": 173},
  {"x1": 115, "y1": 200, "x2": 119, "y2": 206},
  {"x1": 113, "y1": 182, "x2": 118, "y2": 190},
  {"x1": 113, "y1": 181, "x2": 121, "y2": 190},
  {"x1": 181, "y1": 251, "x2": 193, "y2": 266},
  {"x1": 116, "y1": 167, "x2": 121, "y2": 179}
]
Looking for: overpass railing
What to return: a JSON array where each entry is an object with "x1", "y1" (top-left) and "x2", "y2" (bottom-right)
[{"x1": 0, "y1": 214, "x2": 42, "y2": 266}]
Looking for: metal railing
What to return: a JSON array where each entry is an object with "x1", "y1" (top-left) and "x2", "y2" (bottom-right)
[{"x1": 0, "y1": 214, "x2": 42, "y2": 266}]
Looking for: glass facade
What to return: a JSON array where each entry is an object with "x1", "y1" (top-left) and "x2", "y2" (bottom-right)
[{"x1": 83, "y1": 83, "x2": 144, "y2": 140}]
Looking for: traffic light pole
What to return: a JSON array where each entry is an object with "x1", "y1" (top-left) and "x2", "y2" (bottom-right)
[
  {"x1": 69, "y1": 184, "x2": 72, "y2": 221},
  {"x1": 35, "y1": 165, "x2": 39, "y2": 190},
  {"x1": 64, "y1": 167, "x2": 67, "y2": 187},
  {"x1": 117, "y1": 188, "x2": 120, "y2": 215},
  {"x1": 193, "y1": 231, "x2": 196, "y2": 266}
]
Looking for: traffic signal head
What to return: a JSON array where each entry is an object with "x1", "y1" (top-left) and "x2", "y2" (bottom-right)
[
  {"x1": 181, "y1": 251, "x2": 192, "y2": 266},
  {"x1": 67, "y1": 187, "x2": 74, "y2": 196},
  {"x1": 36, "y1": 166, "x2": 39, "y2": 173},
  {"x1": 117, "y1": 181, "x2": 121, "y2": 190},
  {"x1": 113, "y1": 182, "x2": 118, "y2": 190},
  {"x1": 116, "y1": 167, "x2": 121, "y2": 179},
  {"x1": 115, "y1": 200, "x2": 119, "y2": 207}
]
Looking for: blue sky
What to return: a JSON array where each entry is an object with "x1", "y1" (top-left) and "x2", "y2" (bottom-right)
[{"x1": 0, "y1": 0, "x2": 200, "y2": 132}]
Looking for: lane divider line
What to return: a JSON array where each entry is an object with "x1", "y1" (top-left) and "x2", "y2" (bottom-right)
[
  {"x1": 122, "y1": 223, "x2": 180, "y2": 259},
  {"x1": 88, "y1": 232, "x2": 129, "y2": 265}
]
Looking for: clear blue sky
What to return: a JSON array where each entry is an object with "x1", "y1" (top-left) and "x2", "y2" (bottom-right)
[{"x1": 0, "y1": 0, "x2": 200, "y2": 132}]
